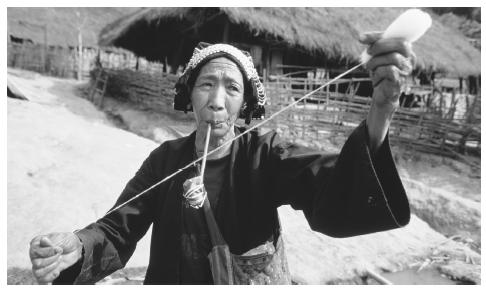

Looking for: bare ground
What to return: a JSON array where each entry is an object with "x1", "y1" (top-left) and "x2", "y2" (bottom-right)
[{"x1": 7, "y1": 68, "x2": 480, "y2": 284}]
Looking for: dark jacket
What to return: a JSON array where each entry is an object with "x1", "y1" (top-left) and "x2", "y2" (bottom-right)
[{"x1": 54, "y1": 121, "x2": 410, "y2": 284}]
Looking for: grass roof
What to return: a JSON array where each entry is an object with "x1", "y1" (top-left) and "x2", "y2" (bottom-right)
[{"x1": 99, "y1": 7, "x2": 481, "y2": 76}]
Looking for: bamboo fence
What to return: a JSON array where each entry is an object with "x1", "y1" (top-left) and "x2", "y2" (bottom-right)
[
  {"x1": 264, "y1": 75, "x2": 481, "y2": 160},
  {"x1": 7, "y1": 42, "x2": 141, "y2": 80}
]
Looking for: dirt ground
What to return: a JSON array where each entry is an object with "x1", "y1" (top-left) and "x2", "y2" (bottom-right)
[
  {"x1": 7, "y1": 69, "x2": 157, "y2": 270},
  {"x1": 7, "y1": 68, "x2": 481, "y2": 284}
]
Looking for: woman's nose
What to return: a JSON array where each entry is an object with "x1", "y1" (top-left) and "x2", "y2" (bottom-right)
[{"x1": 208, "y1": 86, "x2": 225, "y2": 111}]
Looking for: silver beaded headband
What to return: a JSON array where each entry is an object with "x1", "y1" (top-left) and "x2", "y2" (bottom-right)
[{"x1": 183, "y1": 43, "x2": 266, "y2": 106}]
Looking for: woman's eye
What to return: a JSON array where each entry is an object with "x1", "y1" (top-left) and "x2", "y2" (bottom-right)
[{"x1": 229, "y1": 85, "x2": 240, "y2": 92}]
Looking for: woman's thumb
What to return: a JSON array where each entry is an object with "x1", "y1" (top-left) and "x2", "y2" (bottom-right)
[
  {"x1": 39, "y1": 236, "x2": 63, "y2": 254},
  {"x1": 39, "y1": 236, "x2": 54, "y2": 247},
  {"x1": 359, "y1": 31, "x2": 384, "y2": 45},
  {"x1": 42, "y1": 233, "x2": 75, "y2": 252}
]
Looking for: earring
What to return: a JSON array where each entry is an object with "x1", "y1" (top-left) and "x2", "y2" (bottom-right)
[{"x1": 185, "y1": 102, "x2": 192, "y2": 112}]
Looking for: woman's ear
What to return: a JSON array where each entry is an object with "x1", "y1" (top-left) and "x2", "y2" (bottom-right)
[
  {"x1": 238, "y1": 101, "x2": 247, "y2": 118},
  {"x1": 184, "y1": 86, "x2": 193, "y2": 112}
]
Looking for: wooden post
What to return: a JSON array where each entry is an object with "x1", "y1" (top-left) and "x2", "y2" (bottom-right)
[
  {"x1": 76, "y1": 10, "x2": 85, "y2": 81},
  {"x1": 77, "y1": 30, "x2": 83, "y2": 80},
  {"x1": 467, "y1": 77, "x2": 480, "y2": 124},
  {"x1": 42, "y1": 24, "x2": 47, "y2": 73},
  {"x1": 19, "y1": 42, "x2": 25, "y2": 69},
  {"x1": 336, "y1": 82, "x2": 340, "y2": 124},
  {"x1": 170, "y1": 38, "x2": 185, "y2": 74},
  {"x1": 418, "y1": 113, "x2": 424, "y2": 139},
  {"x1": 325, "y1": 72, "x2": 329, "y2": 112},
  {"x1": 99, "y1": 71, "x2": 108, "y2": 108},
  {"x1": 449, "y1": 88, "x2": 457, "y2": 120},
  {"x1": 476, "y1": 74, "x2": 481, "y2": 98},
  {"x1": 265, "y1": 45, "x2": 271, "y2": 76},
  {"x1": 441, "y1": 123, "x2": 450, "y2": 152},
  {"x1": 96, "y1": 48, "x2": 101, "y2": 68},
  {"x1": 438, "y1": 88, "x2": 444, "y2": 118}
]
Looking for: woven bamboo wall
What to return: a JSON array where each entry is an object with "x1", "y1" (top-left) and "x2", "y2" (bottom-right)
[{"x1": 96, "y1": 67, "x2": 178, "y2": 111}]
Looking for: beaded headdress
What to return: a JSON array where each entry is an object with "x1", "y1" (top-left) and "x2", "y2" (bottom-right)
[{"x1": 174, "y1": 42, "x2": 266, "y2": 124}]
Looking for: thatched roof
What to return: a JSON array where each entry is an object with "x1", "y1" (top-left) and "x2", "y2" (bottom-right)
[
  {"x1": 7, "y1": 7, "x2": 138, "y2": 47},
  {"x1": 99, "y1": 7, "x2": 481, "y2": 76},
  {"x1": 438, "y1": 12, "x2": 481, "y2": 39},
  {"x1": 437, "y1": 12, "x2": 481, "y2": 50}
]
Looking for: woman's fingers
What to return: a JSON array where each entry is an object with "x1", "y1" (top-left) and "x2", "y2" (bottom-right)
[
  {"x1": 30, "y1": 245, "x2": 62, "y2": 259},
  {"x1": 366, "y1": 52, "x2": 413, "y2": 74},
  {"x1": 367, "y1": 38, "x2": 412, "y2": 58},
  {"x1": 33, "y1": 257, "x2": 61, "y2": 284},
  {"x1": 31, "y1": 253, "x2": 61, "y2": 269},
  {"x1": 30, "y1": 233, "x2": 83, "y2": 284},
  {"x1": 371, "y1": 65, "x2": 404, "y2": 88},
  {"x1": 38, "y1": 268, "x2": 62, "y2": 284}
]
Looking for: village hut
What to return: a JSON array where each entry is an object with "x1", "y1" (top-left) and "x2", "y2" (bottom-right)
[
  {"x1": 98, "y1": 7, "x2": 481, "y2": 78},
  {"x1": 97, "y1": 7, "x2": 481, "y2": 158}
]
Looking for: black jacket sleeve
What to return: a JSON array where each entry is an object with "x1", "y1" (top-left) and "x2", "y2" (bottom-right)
[
  {"x1": 269, "y1": 120, "x2": 410, "y2": 238},
  {"x1": 53, "y1": 144, "x2": 166, "y2": 284}
]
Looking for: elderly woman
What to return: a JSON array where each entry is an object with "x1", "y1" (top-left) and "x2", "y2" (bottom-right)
[{"x1": 29, "y1": 32, "x2": 412, "y2": 284}]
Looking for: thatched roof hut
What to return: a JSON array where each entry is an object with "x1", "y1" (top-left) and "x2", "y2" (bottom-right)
[
  {"x1": 7, "y1": 7, "x2": 138, "y2": 47},
  {"x1": 98, "y1": 7, "x2": 480, "y2": 76}
]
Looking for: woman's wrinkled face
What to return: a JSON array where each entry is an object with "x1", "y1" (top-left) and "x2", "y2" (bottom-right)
[{"x1": 190, "y1": 57, "x2": 245, "y2": 138}]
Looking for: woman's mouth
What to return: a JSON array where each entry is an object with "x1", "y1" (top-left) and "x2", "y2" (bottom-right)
[{"x1": 206, "y1": 120, "x2": 225, "y2": 128}]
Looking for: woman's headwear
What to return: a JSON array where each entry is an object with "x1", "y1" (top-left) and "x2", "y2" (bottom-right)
[{"x1": 174, "y1": 42, "x2": 266, "y2": 124}]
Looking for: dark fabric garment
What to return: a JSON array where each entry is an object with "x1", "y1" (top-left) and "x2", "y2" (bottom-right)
[
  {"x1": 180, "y1": 155, "x2": 231, "y2": 284},
  {"x1": 53, "y1": 120, "x2": 410, "y2": 284},
  {"x1": 203, "y1": 155, "x2": 231, "y2": 210}
]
